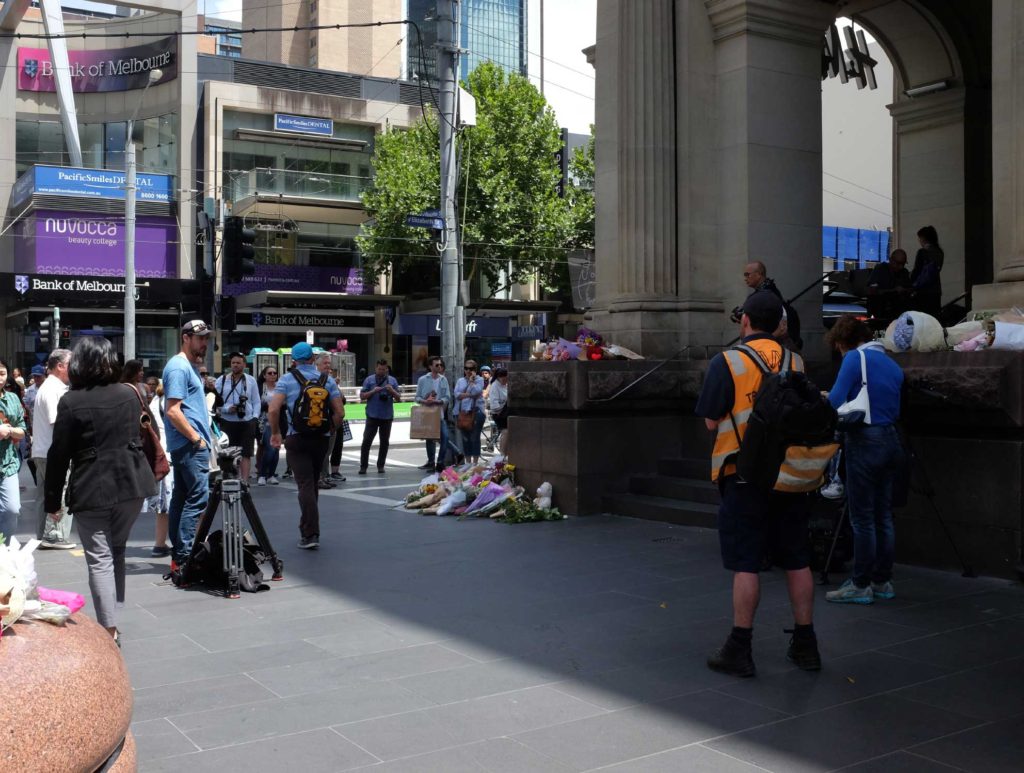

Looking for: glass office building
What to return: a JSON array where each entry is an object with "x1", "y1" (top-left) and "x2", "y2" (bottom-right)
[{"x1": 406, "y1": 0, "x2": 526, "y2": 83}]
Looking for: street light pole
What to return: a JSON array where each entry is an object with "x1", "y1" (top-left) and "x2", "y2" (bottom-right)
[
  {"x1": 124, "y1": 67, "x2": 163, "y2": 362},
  {"x1": 437, "y1": 0, "x2": 463, "y2": 379}
]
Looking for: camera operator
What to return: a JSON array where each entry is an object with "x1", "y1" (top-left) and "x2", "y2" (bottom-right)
[
  {"x1": 215, "y1": 352, "x2": 261, "y2": 483},
  {"x1": 358, "y1": 359, "x2": 401, "y2": 475}
]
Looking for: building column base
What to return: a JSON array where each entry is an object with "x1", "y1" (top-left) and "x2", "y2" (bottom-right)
[
  {"x1": 972, "y1": 281, "x2": 1024, "y2": 310},
  {"x1": 586, "y1": 299, "x2": 724, "y2": 359}
]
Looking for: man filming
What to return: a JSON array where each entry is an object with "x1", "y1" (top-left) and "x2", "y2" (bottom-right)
[{"x1": 215, "y1": 352, "x2": 261, "y2": 482}]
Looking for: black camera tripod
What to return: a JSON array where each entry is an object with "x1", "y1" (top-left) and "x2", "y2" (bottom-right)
[{"x1": 177, "y1": 447, "x2": 284, "y2": 598}]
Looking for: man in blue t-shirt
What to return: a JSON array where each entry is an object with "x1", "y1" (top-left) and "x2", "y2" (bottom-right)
[
  {"x1": 359, "y1": 358, "x2": 401, "y2": 475},
  {"x1": 269, "y1": 342, "x2": 344, "y2": 549},
  {"x1": 162, "y1": 320, "x2": 214, "y2": 565}
]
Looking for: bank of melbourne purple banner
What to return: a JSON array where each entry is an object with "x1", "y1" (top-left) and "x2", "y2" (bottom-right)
[
  {"x1": 15, "y1": 210, "x2": 177, "y2": 278},
  {"x1": 223, "y1": 263, "x2": 370, "y2": 296},
  {"x1": 18, "y1": 37, "x2": 177, "y2": 93}
]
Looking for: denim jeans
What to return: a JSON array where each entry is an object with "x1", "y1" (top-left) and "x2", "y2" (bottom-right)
[
  {"x1": 844, "y1": 424, "x2": 903, "y2": 587},
  {"x1": 460, "y1": 409, "x2": 486, "y2": 458},
  {"x1": 0, "y1": 473, "x2": 20, "y2": 546},
  {"x1": 425, "y1": 419, "x2": 449, "y2": 466},
  {"x1": 168, "y1": 445, "x2": 210, "y2": 562},
  {"x1": 259, "y1": 423, "x2": 280, "y2": 478}
]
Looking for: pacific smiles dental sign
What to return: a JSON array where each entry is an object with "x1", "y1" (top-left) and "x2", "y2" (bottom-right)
[{"x1": 17, "y1": 37, "x2": 177, "y2": 93}]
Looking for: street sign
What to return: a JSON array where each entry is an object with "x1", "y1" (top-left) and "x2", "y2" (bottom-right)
[
  {"x1": 306, "y1": 329, "x2": 314, "y2": 344},
  {"x1": 405, "y1": 209, "x2": 445, "y2": 230}
]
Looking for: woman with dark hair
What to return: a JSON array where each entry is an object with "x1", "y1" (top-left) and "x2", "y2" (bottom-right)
[
  {"x1": 823, "y1": 316, "x2": 904, "y2": 606},
  {"x1": 44, "y1": 337, "x2": 156, "y2": 644},
  {"x1": 121, "y1": 359, "x2": 145, "y2": 389},
  {"x1": 910, "y1": 225, "x2": 944, "y2": 317},
  {"x1": 0, "y1": 359, "x2": 27, "y2": 545},
  {"x1": 256, "y1": 364, "x2": 281, "y2": 485},
  {"x1": 454, "y1": 360, "x2": 486, "y2": 464}
]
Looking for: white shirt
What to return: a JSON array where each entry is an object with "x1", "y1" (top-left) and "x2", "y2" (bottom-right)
[
  {"x1": 32, "y1": 374, "x2": 69, "y2": 459},
  {"x1": 487, "y1": 379, "x2": 508, "y2": 413},
  {"x1": 215, "y1": 372, "x2": 261, "y2": 422}
]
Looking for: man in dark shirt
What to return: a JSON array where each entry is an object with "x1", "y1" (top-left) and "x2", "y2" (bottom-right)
[{"x1": 866, "y1": 249, "x2": 911, "y2": 323}]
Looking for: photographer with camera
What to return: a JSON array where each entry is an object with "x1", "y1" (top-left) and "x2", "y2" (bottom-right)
[
  {"x1": 358, "y1": 359, "x2": 401, "y2": 475},
  {"x1": 269, "y1": 343, "x2": 344, "y2": 550},
  {"x1": 215, "y1": 352, "x2": 261, "y2": 483}
]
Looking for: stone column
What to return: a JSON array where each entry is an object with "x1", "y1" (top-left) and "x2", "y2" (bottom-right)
[
  {"x1": 705, "y1": 0, "x2": 836, "y2": 357},
  {"x1": 588, "y1": 0, "x2": 687, "y2": 358},
  {"x1": 975, "y1": 0, "x2": 1024, "y2": 308}
]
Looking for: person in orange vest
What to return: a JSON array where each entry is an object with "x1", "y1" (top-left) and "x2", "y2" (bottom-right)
[{"x1": 695, "y1": 291, "x2": 821, "y2": 677}]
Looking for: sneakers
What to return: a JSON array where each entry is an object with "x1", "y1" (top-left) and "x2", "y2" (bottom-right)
[
  {"x1": 820, "y1": 480, "x2": 845, "y2": 500},
  {"x1": 283, "y1": 469, "x2": 293, "y2": 479},
  {"x1": 329, "y1": 472, "x2": 346, "y2": 482},
  {"x1": 317, "y1": 477, "x2": 335, "y2": 489},
  {"x1": 150, "y1": 545, "x2": 171, "y2": 558},
  {"x1": 257, "y1": 476, "x2": 267, "y2": 486},
  {"x1": 785, "y1": 630, "x2": 822, "y2": 671},
  {"x1": 826, "y1": 578, "x2": 874, "y2": 604},
  {"x1": 358, "y1": 468, "x2": 367, "y2": 475},
  {"x1": 871, "y1": 581, "x2": 895, "y2": 600},
  {"x1": 417, "y1": 462, "x2": 435, "y2": 470},
  {"x1": 269, "y1": 475, "x2": 280, "y2": 486},
  {"x1": 377, "y1": 467, "x2": 385, "y2": 474},
  {"x1": 39, "y1": 538, "x2": 76, "y2": 550},
  {"x1": 707, "y1": 635, "x2": 756, "y2": 678},
  {"x1": 297, "y1": 535, "x2": 319, "y2": 550}
]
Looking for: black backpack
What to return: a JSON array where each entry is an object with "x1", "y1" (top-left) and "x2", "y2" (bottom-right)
[
  {"x1": 289, "y1": 368, "x2": 332, "y2": 435},
  {"x1": 730, "y1": 345, "x2": 838, "y2": 493},
  {"x1": 184, "y1": 529, "x2": 269, "y2": 593}
]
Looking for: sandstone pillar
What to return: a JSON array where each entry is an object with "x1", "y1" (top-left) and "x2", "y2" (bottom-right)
[
  {"x1": 975, "y1": 0, "x2": 1024, "y2": 309},
  {"x1": 589, "y1": 0, "x2": 690, "y2": 358},
  {"x1": 705, "y1": 0, "x2": 836, "y2": 356}
]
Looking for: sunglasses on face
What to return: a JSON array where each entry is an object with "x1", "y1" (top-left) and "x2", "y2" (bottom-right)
[{"x1": 266, "y1": 371, "x2": 277, "y2": 375}]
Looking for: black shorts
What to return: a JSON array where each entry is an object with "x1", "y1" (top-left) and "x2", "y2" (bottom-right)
[
  {"x1": 718, "y1": 475, "x2": 810, "y2": 573},
  {"x1": 222, "y1": 419, "x2": 257, "y2": 458}
]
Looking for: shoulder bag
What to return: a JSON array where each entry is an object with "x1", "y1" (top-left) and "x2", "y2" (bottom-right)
[
  {"x1": 836, "y1": 347, "x2": 872, "y2": 428},
  {"x1": 127, "y1": 385, "x2": 170, "y2": 480}
]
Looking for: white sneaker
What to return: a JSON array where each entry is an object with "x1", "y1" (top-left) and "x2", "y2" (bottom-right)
[
  {"x1": 820, "y1": 481, "x2": 845, "y2": 500},
  {"x1": 269, "y1": 475, "x2": 280, "y2": 485},
  {"x1": 257, "y1": 476, "x2": 267, "y2": 486}
]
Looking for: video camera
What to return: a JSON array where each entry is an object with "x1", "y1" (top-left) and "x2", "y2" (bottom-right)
[{"x1": 218, "y1": 446, "x2": 243, "y2": 478}]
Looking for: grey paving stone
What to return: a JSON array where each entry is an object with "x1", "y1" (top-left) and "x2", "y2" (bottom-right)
[
  {"x1": 911, "y1": 716, "x2": 1024, "y2": 773},
  {"x1": 169, "y1": 680, "x2": 434, "y2": 749},
  {"x1": 139, "y1": 728, "x2": 378, "y2": 773},
  {"x1": 863, "y1": 588, "x2": 1024, "y2": 633},
  {"x1": 512, "y1": 690, "x2": 787, "y2": 770},
  {"x1": 346, "y1": 745, "x2": 486, "y2": 773},
  {"x1": 133, "y1": 673, "x2": 277, "y2": 722},
  {"x1": 454, "y1": 737, "x2": 577, "y2": 773},
  {"x1": 716, "y1": 651, "x2": 950, "y2": 715},
  {"x1": 836, "y1": 750, "x2": 969, "y2": 772},
  {"x1": 812, "y1": 617, "x2": 927, "y2": 659},
  {"x1": 185, "y1": 609, "x2": 399, "y2": 653},
  {"x1": 248, "y1": 643, "x2": 476, "y2": 697},
  {"x1": 392, "y1": 656, "x2": 561, "y2": 704},
  {"x1": 880, "y1": 617, "x2": 1024, "y2": 670},
  {"x1": 305, "y1": 619, "x2": 445, "y2": 658},
  {"x1": 333, "y1": 707, "x2": 466, "y2": 760},
  {"x1": 707, "y1": 694, "x2": 984, "y2": 773},
  {"x1": 895, "y1": 655, "x2": 1024, "y2": 721},
  {"x1": 119, "y1": 632, "x2": 207, "y2": 664},
  {"x1": 598, "y1": 743, "x2": 769, "y2": 772},
  {"x1": 127, "y1": 640, "x2": 337, "y2": 690},
  {"x1": 131, "y1": 718, "x2": 197, "y2": 762}
]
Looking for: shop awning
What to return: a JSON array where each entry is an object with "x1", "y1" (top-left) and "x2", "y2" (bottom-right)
[
  {"x1": 232, "y1": 290, "x2": 403, "y2": 310},
  {"x1": 399, "y1": 296, "x2": 561, "y2": 317}
]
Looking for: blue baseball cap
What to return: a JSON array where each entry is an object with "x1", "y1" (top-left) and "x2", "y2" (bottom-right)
[
  {"x1": 31, "y1": 365, "x2": 45, "y2": 376},
  {"x1": 291, "y1": 342, "x2": 314, "y2": 362}
]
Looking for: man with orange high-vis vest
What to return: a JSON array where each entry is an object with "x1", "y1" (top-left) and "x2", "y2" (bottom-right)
[{"x1": 695, "y1": 291, "x2": 821, "y2": 678}]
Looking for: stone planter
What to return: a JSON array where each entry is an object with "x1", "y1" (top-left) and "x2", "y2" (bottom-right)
[{"x1": 0, "y1": 613, "x2": 136, "y2": 772}]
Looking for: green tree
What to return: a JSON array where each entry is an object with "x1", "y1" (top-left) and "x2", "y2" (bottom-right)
[
  {"x1": 357, "y1": 62, "x2": 570, "y2": 295},
  {"x1": 567, "y1": 126, "x2": 595, "y2": 250}
]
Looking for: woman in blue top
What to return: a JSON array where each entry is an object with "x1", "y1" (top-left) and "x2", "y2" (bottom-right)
[
  {"x1": 454, "y1": 360, "x2": 486, "y2": 464},
  {"x1": 824, "y1": 316, "x2": 905, "y2": 605}
]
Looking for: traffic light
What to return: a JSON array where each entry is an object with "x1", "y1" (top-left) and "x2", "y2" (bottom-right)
[
  {"x1": 38, "y1": 319, "x2": 51, "y2": 350},
  {"x1": 222, "y1": 216, "x2": 256, "y2": 284}
]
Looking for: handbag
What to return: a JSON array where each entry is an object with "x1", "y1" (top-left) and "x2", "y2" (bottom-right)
[
  {"x1": 341, "y1": 419, "x2": 353, "y2": 442},
  {"x1": 457, "y1": 410, "x2": 476, "y2": 431},
  {"x1": 127, "y1": 385, "x2": 170, "y2": 481},
  {"x1": 836, "y1": 347, "x2": 872, "y2": 428}
]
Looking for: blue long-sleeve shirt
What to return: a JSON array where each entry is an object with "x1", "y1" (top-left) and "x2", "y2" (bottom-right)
[{"x1": 828, "y1": 342, "x2": 904, "y2": 426}]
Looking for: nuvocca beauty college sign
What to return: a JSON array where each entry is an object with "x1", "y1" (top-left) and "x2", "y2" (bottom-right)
[{"x1": 18, "y1": 37, "x2": 177, "y2": 93}]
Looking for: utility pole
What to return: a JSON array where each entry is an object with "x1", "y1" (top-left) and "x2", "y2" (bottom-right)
[
  {"x1": 437, "y1": 0, "x2": 464, "y2": 379},
  {"x1": 124, "y1": 136, "x2": 137, "y2": 361}
]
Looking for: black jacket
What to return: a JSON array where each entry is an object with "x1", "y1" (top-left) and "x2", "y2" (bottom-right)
[{"x1": 45, "y1": 383, "x2": 156, "y2": 513}]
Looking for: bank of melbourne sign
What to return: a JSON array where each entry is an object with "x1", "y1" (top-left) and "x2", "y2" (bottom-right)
[
  {"x1": 17, "y1": 37, "x2": 177, "y2": 93},
  {"x1": 273, "y1": 114, "x2": 334, "y2": 136},
  {"x1": 10, "y1": 166, "x2": 175, "y2": 207}
]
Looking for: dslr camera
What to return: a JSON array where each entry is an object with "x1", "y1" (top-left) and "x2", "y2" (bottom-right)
[{"x1": 237, "y1": 394, "x2": 248, "y2": 414}]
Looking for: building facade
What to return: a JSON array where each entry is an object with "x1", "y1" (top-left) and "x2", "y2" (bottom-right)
[{"x1": 0, "y1": 0, "x2": 198, "y2": 373}]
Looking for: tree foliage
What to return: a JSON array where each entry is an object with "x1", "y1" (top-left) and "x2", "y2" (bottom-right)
[{"x1": 357, "y1": 62, "x2": 574, "y2": 294}]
